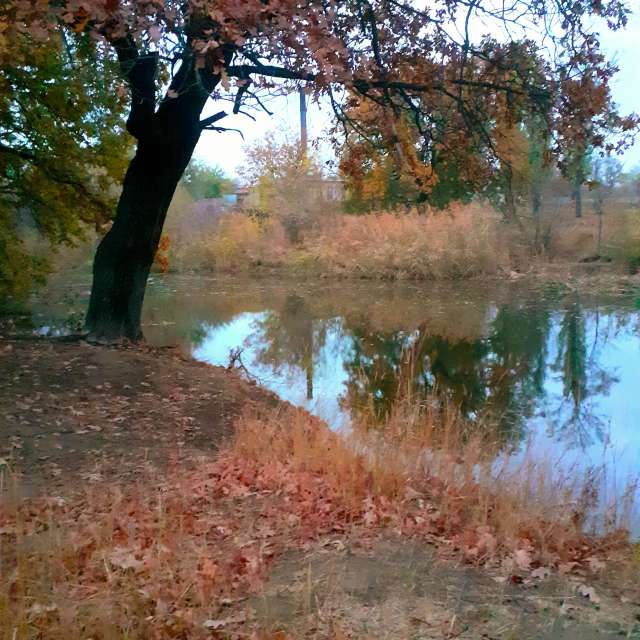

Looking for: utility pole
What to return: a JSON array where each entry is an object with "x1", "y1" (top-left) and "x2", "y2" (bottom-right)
[{"x1": 299, "y1": 86, "x2": 307, "y2": 165}]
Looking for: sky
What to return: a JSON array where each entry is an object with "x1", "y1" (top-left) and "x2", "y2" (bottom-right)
[{"x1": 192, "y1": 6, "x2": 640, "y2": 181}]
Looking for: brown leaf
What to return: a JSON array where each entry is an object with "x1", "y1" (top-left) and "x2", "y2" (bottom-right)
[
  {"x1": 577, "y1": 583, "x2": 601, "y2": 605},
  {"x1": 513, "y1": 548, "x2": 532, "y2": 570},
  {"x1": 108, "y1": 547, "x2": 143, "y2": 572}
]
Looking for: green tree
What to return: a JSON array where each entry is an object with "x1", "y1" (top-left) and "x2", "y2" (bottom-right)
[
  {"x1": 0, "y1": 32, "x2": 129, "y2": 302},
  {"x1": 181, "y1": 161, "x2": 235, "y2": 200}
]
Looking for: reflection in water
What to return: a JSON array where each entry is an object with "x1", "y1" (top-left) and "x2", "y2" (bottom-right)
[
  {"x1": 251, "y1": 294, "x2": 322, "y2": 401},
  {"x1": 551, "y1": 298, "x2": 614, "y2": 448},
  {"x1": 186, "y1": 280, "x2": 640, "y2": 483},
  {"x1": 28, "y1": 275, "x2": 640, "y2": 476},
  {"x1": 340, "y1": 299, "x2": 557, "y2": 449}
]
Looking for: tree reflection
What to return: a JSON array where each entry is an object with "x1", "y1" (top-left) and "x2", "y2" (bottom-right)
[
  {"x1": 551, "y1": 297, "x2": 616, "y2": 448},
  {"x1": 220, "y1": 284, "x2": 623, "y2": 451},
  {"x1": 249, "y1": 294, "x2": 329, "y2": 400},
  {"x1": 342, "y1": 300, "x2": 552, "y2": 444},
  {"x1": 342, "y1": 295, "x2": 617, "y2": 448}
]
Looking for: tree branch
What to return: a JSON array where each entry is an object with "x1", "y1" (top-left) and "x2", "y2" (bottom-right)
[
  {"x1": 202, "y1": 126, "x2": 245, "y2": 139},
  {"x1": 106, "y1": 33, "x2": 157, "y2": 140},
  {"x1": 0, "y1": 142, "x2": 36, "y2": 161},
  {"x1": 199, "y1": 111, "x2": 227, "y2": 129},
  {"x1": 227, "y1": 64, "x2": 315, "y2": 82}
]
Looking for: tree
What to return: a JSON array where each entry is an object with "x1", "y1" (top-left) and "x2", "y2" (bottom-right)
[
  {"x1": 555, "y1": 62, "x2": 636, "y2": 218},
  {"x1": 181, "y1": 160, "x2": 235, "y2": 200},
  {"x1": 338, "y1": 97, "x2": 442, "y2": 211},
  {"x1": 566, "y1": 146, "x2": 592, "y2": 218},
  {"x1": 591, "y1": 155, "x2": 623, "y2": 256},
  {"x1": 4, "y1": 0, "x2": 637, "y2": 339},
  {"x1": 239, "y1": 132, "x2": 327, "y2": 243},
  {"x1": 526, "y1": 113, "x2": 553, "y2": 246},
  {"x1": 0, "y1": 30, "x2": 129, "y2": 301}
]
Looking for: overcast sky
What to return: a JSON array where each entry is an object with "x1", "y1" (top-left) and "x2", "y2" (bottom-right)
[{"x1": 192, "y1": 8, "x2": 640, "y2": 180}]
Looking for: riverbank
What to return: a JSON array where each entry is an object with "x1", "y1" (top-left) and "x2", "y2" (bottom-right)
[
  {"x1": 165, "y1": 204, "x2": 640, "y2": 281},
  {"x1": 2, "y1": 339, "x2": 640, "y2": 638},
  {"x1": 0, "y1": 338, "x2": 279, "y2": 493}
]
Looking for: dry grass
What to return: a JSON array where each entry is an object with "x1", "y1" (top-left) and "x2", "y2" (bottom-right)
[
  {"x1": 301, "y1": 204, "x2": 514, "y2": 279},
  {"x1": 541, "y1": 202, "x2": 640, "y2": 268},
  {"x1": 233, "y1": 398, "x2": 636, "y2": 568},
  {"x1": 165, "y1": 197, "x2": 640, "y2": 279},
  {"x1": 172, "y1": 203, "x2": 518, "y2": 279},
  {"x1": 0, "y1": 464, "x2": 275, "y2": 639},
  {"x1": 1, "y1": 398, "x2": 637, "y2": 639}
]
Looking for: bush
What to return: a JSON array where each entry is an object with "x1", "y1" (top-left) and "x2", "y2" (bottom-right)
[{"x1": 167, "y1": 203, "x2": 518, "y2": 280}]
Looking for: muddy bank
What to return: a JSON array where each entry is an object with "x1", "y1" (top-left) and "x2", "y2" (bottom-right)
[
  {"x1": 2, "y1": 338, "x2": 640, "y2": 639},
  {"x1": 0, "y1": 338, "x2": 280, "y2": 492}
]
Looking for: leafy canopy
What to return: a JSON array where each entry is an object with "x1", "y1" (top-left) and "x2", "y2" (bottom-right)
[
  {"x1": 0, "y1": 30, "x2": 129, "y2": 301},
  {"x1": 5, "y1": 0, "x2": 636, "y2": 138},
  {"x1": 337, "y1": 39, "x2": 635, "y2": 213},
  {"x1": 1, "y1": 0, "x2": 637, "y2": 273}
]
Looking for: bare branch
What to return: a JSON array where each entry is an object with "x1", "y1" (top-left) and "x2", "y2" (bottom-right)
[
  {"x1": 199, "y1": 111, "x2": 227, "y2": 129},
  {"x1": 202, "y1": 126, "x2": 245, "y2": 139}
]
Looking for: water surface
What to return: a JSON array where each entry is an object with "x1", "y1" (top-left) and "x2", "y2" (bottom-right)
[{"x1": 27, "y1": 274, "x2": 640, "y2": 485}]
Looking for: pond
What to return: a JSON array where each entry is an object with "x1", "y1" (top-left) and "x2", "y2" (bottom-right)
[{"x1": 24, "y1": 273, "x2": 640, "y2": 493}]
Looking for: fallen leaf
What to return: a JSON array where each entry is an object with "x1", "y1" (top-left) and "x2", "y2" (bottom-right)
[
  {"x1": 513, "y1": 548, "x2": 532, "y2": 570},
  {"x1": 203, "y1": 613, "x2": 246, "y2": 630},
  {"x1": 531, "y1": 566, "x2": 551, "y2": 580},
  {"x1": 29, "y1": 602, "x2": 58, "y2": 617},
  {"x1": 577, "y1": 583, "x2": 601, "y2": 605},
  {"x1": 586, "y1": 557, "x2": 606, "y2": 572},
  {"x1": 558, "y1": 561, "x2": 578, "y2": 575},
  {"x1": 109, "y1": 548, "x2": 143, "y2": 572}
]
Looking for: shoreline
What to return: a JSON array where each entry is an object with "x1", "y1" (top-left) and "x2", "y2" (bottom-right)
[{"x1": 2, "y1": 337, "x2": 640, "y2": 638}]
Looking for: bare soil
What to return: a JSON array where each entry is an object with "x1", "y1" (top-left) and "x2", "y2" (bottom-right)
[
  {"x1": 254, "y1": 539, "x2": 640, "y2": 639},
  {"x1": 0, "y1": 337, "x2": 278, "y2": 493}
]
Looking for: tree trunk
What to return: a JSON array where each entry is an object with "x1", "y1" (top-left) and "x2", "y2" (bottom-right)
[
  {"x1": 532, "y1": 188, "x2": 542, "y2": 253},
  {"x1": 503, "y1": 164, "x2": 517, "y2": 221},
  {"x1": 85, "y1": 135, "x2": 197, "y2": 341},
  {"x1": 574, "y1": 176, "x2": 582, "y2": 218},
  {"x1": 84, "y1": 41, "x2": 225, "y2": 341},
  {"x1": 596, "y1": 210, "x2": 604, "y2": 257}
]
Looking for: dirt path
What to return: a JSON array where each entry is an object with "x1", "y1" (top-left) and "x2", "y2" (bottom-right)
[
  {"x1": 0, "y1": 338, "x2": 278, "y2": 493},
  {"x1": 254, "y1": 539, "x2": 640, "y2": 639}
]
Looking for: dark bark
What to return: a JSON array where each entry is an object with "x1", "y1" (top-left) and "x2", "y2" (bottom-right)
[
  {"x1": 85, "y1": 134, "x2": 197, "y2": 340},
  {"x1": 503, "y1": 163, "x2": 517, "y2": 221},
  {"x1": 532, "y1": 188, "x2": 542, "y2": 253},
  {"x1": 86, "y1": 47, "x2": 222, "y2": 341}
]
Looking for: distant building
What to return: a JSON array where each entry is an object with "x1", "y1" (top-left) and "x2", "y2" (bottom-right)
[
  {"x1": 235, "y1": 186, "x2": 250, "y2": 207},
  {"x1": 317, "y1": 177, "x2": 346, "y2": 202},
  {"x1": 190, "y1": 198, "x2": 233, "y2": 227}
]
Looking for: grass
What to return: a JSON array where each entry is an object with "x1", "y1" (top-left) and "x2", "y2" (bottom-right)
[
  {"x1": 1, "y1": 396, "x2": 637, "y2": 639},
  {"x1": 166, "y1": 199, "x2": 640, "y2": 280},
  {"x1": 232, "y1": 399, "x2": 636, "y2": 567},
  {"x1": 167, "y1": 203, "x2": 517, "y2": 279},
  {"x1": 542, "y1": 202, "x2": 640, "y2": 269}
]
